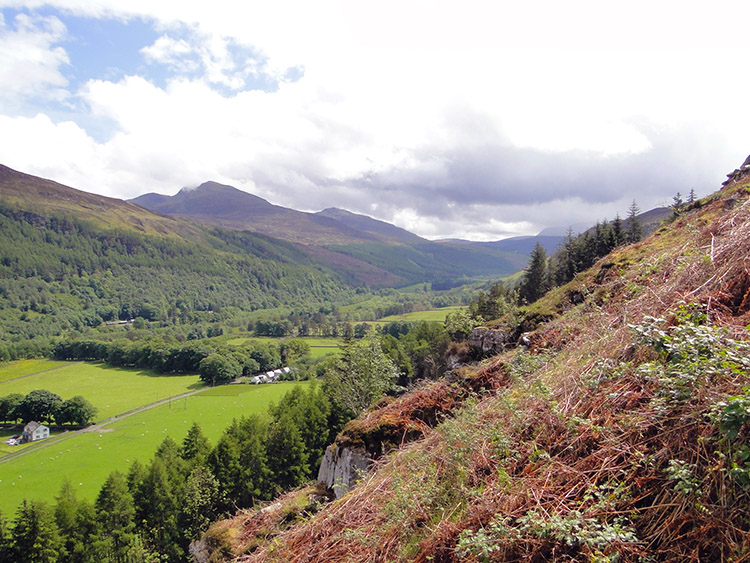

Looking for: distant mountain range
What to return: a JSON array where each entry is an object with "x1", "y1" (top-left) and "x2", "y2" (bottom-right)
[
  {"x1": 130, "y1": 180, "x2": 672, "y2": 285},
  {"x1": 1, "y1": 163, "x2": 671, "y2": 289},
  {"x1": 130, "y1": 181, "x2": 553, "y2": 285}
]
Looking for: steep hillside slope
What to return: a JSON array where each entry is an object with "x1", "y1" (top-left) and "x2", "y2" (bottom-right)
[{"x1": 203, "y1": 168, "x2": 750, "y2": 561}]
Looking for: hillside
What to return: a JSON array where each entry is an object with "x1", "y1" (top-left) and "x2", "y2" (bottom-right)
[
  {"x1": 0, "y1": 165, "x2": 353, "y2": 352},
  {"x1": 131, "y1": 182, "x2": 530, "y2": 286},
  {"x1": 132, "y1": 182, "x2": 377, "y2": 246},
  {"x1": 199, "y1": 165, "x2": 750, "y2": 561}
]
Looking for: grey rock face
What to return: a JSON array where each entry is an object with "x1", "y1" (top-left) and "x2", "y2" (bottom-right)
[
  {"x1": 317, "y1": 444, "x2": 372, "y2": 499},
  {"x1": 468, "y1": 327, "x2": 514, "y2": 354}
]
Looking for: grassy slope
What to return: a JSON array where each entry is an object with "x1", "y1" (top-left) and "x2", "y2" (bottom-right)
[
  {"x1": 208, "y1": 177, "x2": 750, "y2": 561},
  {"x1": 0, "y1": 381, "x2": 307, "y2": 514}
]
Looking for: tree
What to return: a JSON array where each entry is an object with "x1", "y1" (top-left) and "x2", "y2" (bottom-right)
[
  {"x1": 518, "y1": 243, "x2": 550, "y2": 305},
  {"x1": 179, "y1": 465, "x2": 222, "y2": 543},
  {"x1": 444, "y1": 308, "x2": 474, "y2": 341},
  {"x1": 279, "y1": 339, "x2": 311, "y2": 364},
  {"x1": 626, "y1": 200, "x2": 643, "y2": 244},
  {"x1": 0, "y1": 509, "x2": 11, "y2": 563},
  {"x1": 54, "y1": 396, "x2": 97, "y2": 426},
  {"x1": 95, "y1": 471, "x2": 136, "y2": 563},
  {"x1": 269, "y1": 384, "x2": 331, "y2": 470},
  {"x1": 198, "y1": 354, "x2": 241, "y2": 386},
  {"x1": 11, "y1": 499, "x2": 62, "y2": 563},
  {"x1": 18, "y1": 390, "x2": 62, "y2": 423},
  {"x1": 0, "y1": 393, "x2": 24, "y2": 423},
  {"x1": 132, "y1": 459, "x2": 182, "y2": 561},
  {"x1": 323, "y1": 337, "x2": 399, "y2": 417},
  {"x1": 671, "y1": 192, "x2": 684, "y2": 216},
  {"x1": 266, "y1": 413, "x2": 309, "y2": 493},
  {"x1": 181, "y1": 422, "x2": 212, "y2": 467},
  {"x1": 54, "y1": 479, "x2": 99, "y2": 563}
]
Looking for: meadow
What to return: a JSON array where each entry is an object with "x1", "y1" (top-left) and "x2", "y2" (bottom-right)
[
  {"x1": 0, "y1": 361, "x2": 203, "y2": 420},
  {"x1": 0, "y1": 359, "x2": 68, "y2": 383},
  {"x1": 0, "y1": 381, "x2": 307, "y2": 514},
  {"x1": 375, "y1": 305, "x2": 463, "y2": 324},
  {"x1": 226, "y1": 335, "x2": 344, "y2": 359}
]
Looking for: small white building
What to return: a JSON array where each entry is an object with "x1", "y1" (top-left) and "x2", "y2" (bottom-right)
[{"x1": 22, "y1": 421, "x2": 49, "y2": 443}]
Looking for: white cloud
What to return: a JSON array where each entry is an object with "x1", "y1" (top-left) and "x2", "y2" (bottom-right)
[
  {"x1": 1, "y1": 1, "x2": 750, "y2": 239},
  {"x1": 0, "y1": 12, "x2": 69, "y2": 106}
]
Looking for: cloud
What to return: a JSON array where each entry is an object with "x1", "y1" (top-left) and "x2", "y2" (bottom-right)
[
  {"x1": 0, "y1": 11, "x2": 70, "y2": 107},
  {"x1": 1, "y1": 1, "x2": 749, "y2": 241}
]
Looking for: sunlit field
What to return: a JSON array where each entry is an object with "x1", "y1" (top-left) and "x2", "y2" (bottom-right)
[{"x1": 0, "y1": 381, "x2": 307, "y2": 514}]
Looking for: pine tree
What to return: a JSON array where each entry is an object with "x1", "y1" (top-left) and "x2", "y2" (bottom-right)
[
  {"x1": 134, "y1": 459, "x2": 182, "y2": 561},
  {"x1": 518, "y1": 242, "x2": 550, "y2": 304},
  {"x1": 266, "y1": 413, "x2": 309, "y2": 493},
  {"x1": 611, "y1": 214, "x2": 625, "y2": 247},
  {"x1": 95, "y1": 471, "x2": 136, "y2": 563},
  {"x1": 54, "y1": 480, "x2": 98, "y2": 563},
  {"x1": 12, "y1": 499, "x2": 62, "y2": 563},
  {"x1": 671, "y1": 192, "x2": 684, "y2": 216},
  {"x1": 626, "y1": 200, "x2": 643, "y2": 243},
  {"x1": 181, "y1": 422, "x2": 212, "y2": 467},
  {"x1": 179, "y1": 465, "x2": 222, "y2": 543},
  {"x1": 0, "y1": 509, "x2": 11, "y2": 563}
]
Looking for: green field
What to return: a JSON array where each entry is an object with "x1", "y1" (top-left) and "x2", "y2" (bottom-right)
[
  {"x1": 0, "y1": 381, "x2": 307, "y2": 514},
  {"x1": 226, "y1": 335, "x2": 343, "y2": 359},
  {"x1": 0, "y1": 362, "x2": 203, "y2": 420},
  {"x1": 376, "y1": 306, "x2": 464, "y2": 323},
  {"x1": 301, "y1": 337, "x2": 343, "y2": 359},
  {"x1": 0, "y1": 359, "x2": 69, "y2": 383}
]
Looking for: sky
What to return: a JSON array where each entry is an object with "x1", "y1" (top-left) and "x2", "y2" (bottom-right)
[{"x1": 1, "y1": 1, "x2": 750, "y2": 241}]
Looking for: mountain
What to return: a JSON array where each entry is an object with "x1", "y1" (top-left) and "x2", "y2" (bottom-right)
[
  {"x1": 199, "y1": 161, "x2": 750, "y2": 562},
  {"x1": 131, "y1": 182, "x2": 528, "y2": 286},
  {"x1": 316, "y1": 207, "x2": 425, "y2": 244},
  {"x1": 436, "y1": 234, "x2": 565, "y2": 256},
  {"x1": 132, "y1": 182, "x2": 379, "y2": 245},
  {"x1": 0, "y1": 164, "x2": 353, "y2": 352}
]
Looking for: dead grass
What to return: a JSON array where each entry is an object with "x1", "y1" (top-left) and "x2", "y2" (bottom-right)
[{"x1": 213, "y1": 179, "x2": 750, "y2": 562}]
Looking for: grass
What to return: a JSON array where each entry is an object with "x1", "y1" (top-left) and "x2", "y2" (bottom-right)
[
  {"x1": 0, "y1": 359, "x2": 69, "y2": 383},
  {"x1": 0, "y1": 381, "x2": 308, "y2": 514},
  {"x1": 0, "y1": 362, "x2": 203, "y2": 420},
  {"x1": 376, "y1": 306, "x2": 464, "y2": 323},
  {"x1": 226, "y1": 335, "x2": 344, "y2": 359}
]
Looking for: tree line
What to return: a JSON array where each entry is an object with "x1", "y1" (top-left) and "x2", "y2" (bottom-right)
[
  {"x1": 53, "y1": 338, "x2": 291, "y2": 386},
  {"x1": 0, "y1": 390, "x2": 97, "y2": 426}
]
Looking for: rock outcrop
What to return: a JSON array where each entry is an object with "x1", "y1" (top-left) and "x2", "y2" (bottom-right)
[
  {"x1": 317, "y1": 444, "x2": 372, "y2": 499},
  {"x1": 722, "y1": 154, "x2": 750, "y2": 187},
  {"x1": 468, "y1": 326, "x2": 515, "y2": 354}
]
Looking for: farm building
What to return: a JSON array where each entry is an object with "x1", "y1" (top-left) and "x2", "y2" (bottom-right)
[{"x1": 22, "y1": 421, "x2": 50, "y2": 443}]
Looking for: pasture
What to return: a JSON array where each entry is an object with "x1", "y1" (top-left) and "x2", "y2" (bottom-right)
[
  {"x1": 0, "y1": 381, "x2": 307, "y2": 514},
  {"x1": 376, "y1": 305, "x2": 464, "y2": 323},
  {"x1": 0, "y1": 359, "x2": 68, "y2": 383},
  {"x1": 0, "y1": 362, "x2": 203, "y2": 420}
]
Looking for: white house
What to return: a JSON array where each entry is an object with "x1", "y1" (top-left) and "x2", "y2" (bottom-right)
[{"x1": 22, "y1": 421, "x2": 49, "y2": 443}]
